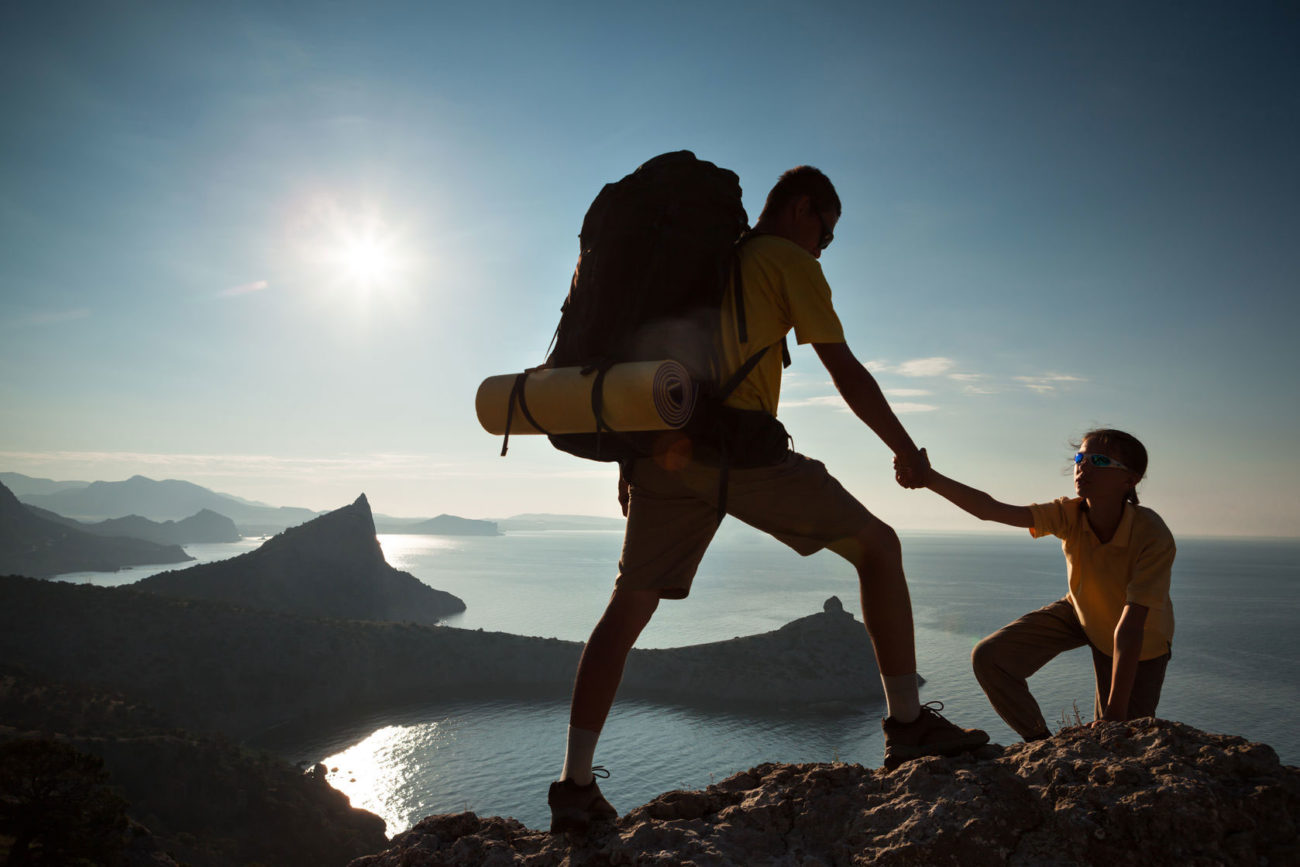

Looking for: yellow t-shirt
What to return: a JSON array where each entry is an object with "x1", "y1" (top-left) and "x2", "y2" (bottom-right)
[
  {"x1": 1029, "y1": 497, "x2": 1176, "y2": 660},
  {"x1": 716, "y1": 234, "x2": 846, "y2": 414}
]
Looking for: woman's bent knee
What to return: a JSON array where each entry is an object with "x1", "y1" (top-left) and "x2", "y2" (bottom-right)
[{"x1": 971, "y1": 634, "x2": 1000, "y2": 677}]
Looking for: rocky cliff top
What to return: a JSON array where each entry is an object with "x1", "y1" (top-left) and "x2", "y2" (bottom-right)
[{"x1": 349, "y1": 719, "x2": 1299, "y2": 867}]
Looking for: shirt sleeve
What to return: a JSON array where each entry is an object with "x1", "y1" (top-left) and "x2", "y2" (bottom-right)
[
  {"x1": 1127, "y1": 529, "x2": 1176, "y2": 610},
  {"x1": 1028, "y1": 498, "x2": 1072, "y2": 540},
  {"x1": 785, "y1": 255, "x2": 845, "y2": 345}
]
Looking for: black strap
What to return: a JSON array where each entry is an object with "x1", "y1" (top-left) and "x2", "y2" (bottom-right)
[
  {"x1": 500, "y1": 371, "x2": 549, "y2": 457},
  {"x1": 731, "y1": 235, "x2": 790, "y2": 373},
  {"x1": 733, "y1": 243, "x2": 749, "y2": 344},
  {"x1": 709, "y1": 343, "x2": 774, "y2": 524},
  {"x1": 717, "y1": 343, "x2": 770, "y2": 401},
  {"x1": 590, "y1": 361, "x2": 615, "y2": 458}
]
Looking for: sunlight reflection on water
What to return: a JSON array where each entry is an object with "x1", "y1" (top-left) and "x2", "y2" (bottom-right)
[{"x1": 376, "y1": 534, "x2": 461, "y2": 571}]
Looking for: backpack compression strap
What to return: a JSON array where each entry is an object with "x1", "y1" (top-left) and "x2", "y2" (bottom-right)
[
  {"x1": 500, "y1": 371, "x2": 550, "y2": 457},
  {"x1": 589, "y1": 360, "x2": 618, "y2": 459}
]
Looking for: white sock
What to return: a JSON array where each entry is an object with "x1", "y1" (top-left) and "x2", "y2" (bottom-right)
[
  {"x1": 560, "y1": 725, "x2": 600, "y2": 785},
  {"x1": 881, "y1": 673, "x2": 920, "y2": 723}
]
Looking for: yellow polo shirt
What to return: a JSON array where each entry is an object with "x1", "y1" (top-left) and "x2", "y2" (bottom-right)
[
  {"x1": 717, "y1": 234, "x2": 846, "y2": 414},
  {"x1": 1029, "y1": 497, "x2": 1176, "y2": 660}
]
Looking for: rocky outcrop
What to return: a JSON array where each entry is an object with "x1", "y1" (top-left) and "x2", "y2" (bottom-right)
[
  {"x1": 621, "y1": 595, "x2": 880, "y2": 709},
  {"x1": 391, "y1": 514, "x2": 501, "y2": 536},
  {"x1": 0, "y1": 575, "x2": 875, "y2": 741},
  {"x1": 350, "y1": 719, "x2": 1300, "y2": 866},
  {"x1": 132, "y1": 494, "x2": 465, "y2": 625},
  {"x1": 0, "y1": 480, "x2": 192, "y2": 577}
]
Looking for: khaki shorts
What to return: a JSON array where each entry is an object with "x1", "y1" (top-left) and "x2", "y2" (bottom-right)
[{"x1": 616, "y1": 452, "x2": 875, "y2": 599}]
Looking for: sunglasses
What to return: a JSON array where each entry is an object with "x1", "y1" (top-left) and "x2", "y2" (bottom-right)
[
  {"x1": 1074, "y1": 452, "x2": 1130, "y2": 471},
  {"x1": 814, "y1": 210, "x2": 835, "y2": 250}
]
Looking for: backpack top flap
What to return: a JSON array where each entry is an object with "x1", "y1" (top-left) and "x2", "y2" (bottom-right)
[{"x1": 548, "y1": 151, "x2": 748, "y2": 380}]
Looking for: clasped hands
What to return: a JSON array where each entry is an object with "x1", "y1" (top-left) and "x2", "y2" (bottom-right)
[{"x1": 894, "y1": 447, "x2": 931, "y2": 490}]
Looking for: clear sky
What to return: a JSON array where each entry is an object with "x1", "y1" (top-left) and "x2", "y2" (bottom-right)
[{"x1": 2, "y1": 2, "x2": 1297, "y2": 537}]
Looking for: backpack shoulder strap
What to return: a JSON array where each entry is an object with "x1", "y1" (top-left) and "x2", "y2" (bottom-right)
[{"x1": 731, "y1": 233, "x2": 791, "y2": 374}]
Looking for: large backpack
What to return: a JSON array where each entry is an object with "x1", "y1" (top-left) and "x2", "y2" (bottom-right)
[{"x1": 541, "y1": 150, "x2": 781, "y2": 466}]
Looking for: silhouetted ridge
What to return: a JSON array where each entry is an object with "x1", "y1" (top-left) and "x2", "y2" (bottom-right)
[
  {"x1": 131, "y1": 493, "x2": 465, "y2": 624},
  {"x1": 28, "y1": 505, "x2": 241, "y2": 545},
  {"x1": 0, "y1": 480, "x2": 192, "y2": 577},
  {"x1": 17, "y1": 473, "x2": 318, "y2": 529}
]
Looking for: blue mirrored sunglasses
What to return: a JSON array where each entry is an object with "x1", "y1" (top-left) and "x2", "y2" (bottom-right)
[{"x1": 1074, "y1": 452, "x2": 1129, "y2": 471}]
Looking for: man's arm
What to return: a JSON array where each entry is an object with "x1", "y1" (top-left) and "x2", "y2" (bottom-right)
[{"x1": 813, "y1": 342, "x2": 926, "y2": 475}]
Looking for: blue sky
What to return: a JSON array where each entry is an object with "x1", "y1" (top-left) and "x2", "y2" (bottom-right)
[{"x1": 1, "y1": 2, "x2": 1296, "y2": 537}]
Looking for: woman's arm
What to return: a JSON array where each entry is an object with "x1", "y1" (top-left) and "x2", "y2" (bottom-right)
[
  {"x1": 923, "y1": 469, "x2": 1035, "y2": 529},
  {"x1": 1100, "y1": 602, "x2": 1149, "y2": 721}
]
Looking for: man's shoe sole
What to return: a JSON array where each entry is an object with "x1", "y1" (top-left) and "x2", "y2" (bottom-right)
[
  {"x1": 883, "y1": 735, "x2": 989, "y2": 770},
  {"x1": 549, "y1": 810, "x2": 613, "y2": 835}
]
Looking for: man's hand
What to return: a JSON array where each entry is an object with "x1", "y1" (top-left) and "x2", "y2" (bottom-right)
[
  {"x1": 618, "y1": 471, "x2": 630, "y2": 518},
  {"x1": 894, "y1": 447, "x2": 930, "y2": 489}
]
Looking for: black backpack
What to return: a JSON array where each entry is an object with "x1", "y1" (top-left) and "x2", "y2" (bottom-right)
[{"x1": 503, "y1": 151, "x2": 789, "y2": 481}]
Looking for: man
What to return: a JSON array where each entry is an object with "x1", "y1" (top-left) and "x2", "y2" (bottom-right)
[{"x1": 548, "y1": 166, "x2": 988, "y2": 834}]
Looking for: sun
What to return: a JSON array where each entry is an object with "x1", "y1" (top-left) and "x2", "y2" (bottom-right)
[
  {"x1": 291, "y1": 195, "x2": 412, "y2": 297},
  {"x1": 341, "y1": 234, "x2": 395, "y2": 287}
]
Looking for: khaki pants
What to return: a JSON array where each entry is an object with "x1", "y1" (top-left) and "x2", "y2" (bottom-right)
[{"x1": 971, "y1": 597, "x2": 1170, "y2": 740}]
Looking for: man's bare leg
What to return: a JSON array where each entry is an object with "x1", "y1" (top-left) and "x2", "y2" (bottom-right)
[
  {"x1": 832, "y1": 515, "x2": 988, "y2": 766},
  {"x1": 830, "y1": 517, "x2": 916, "y2": 675},
  {"x1": 561, "y1": 587, "x2": 660, "y2": 783}
]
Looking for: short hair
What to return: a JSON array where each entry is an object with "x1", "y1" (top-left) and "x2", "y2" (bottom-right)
[
  {"x1": 1075, "y1": 428, "x2": 1149, "y2": 505},
  {"x1": 760, "y1": 166, "x2": 841, "y2": 221}
]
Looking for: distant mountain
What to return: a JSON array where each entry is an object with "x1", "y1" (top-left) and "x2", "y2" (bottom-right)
[
  {"x1": 28, "y1": 506, "x2": 241, "y2": 545},
  {"x1": 0, "y1": 481, "x2": 193, "y2": 578},
  {"x1": 132, "y1": 493, "x2": 465, "y2": 625},
  {"x1": 393, "y1": 514, "x2": 501, "y2": 536},
  {"x1": 0, "y1": 471, "x2": 91, "y2": 497},
  {"x1": 495, "y1": 513, "x2": 626, "y2": 531},
  {"x1": 17, "y1": 474, "x2": 319, "y2": 530}
]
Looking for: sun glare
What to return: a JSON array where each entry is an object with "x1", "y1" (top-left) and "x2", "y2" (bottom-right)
[
  {"x1": 342, "y1": 235, "x2": 395, "y2": 287},
  {"x1": 292, "y1": 195, "x2": 414, "y2": 299}
]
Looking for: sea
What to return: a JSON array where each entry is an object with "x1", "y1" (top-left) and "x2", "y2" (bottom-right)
[{"x1": 55, "y1": 527, "x2": 1300, "y2": 836}]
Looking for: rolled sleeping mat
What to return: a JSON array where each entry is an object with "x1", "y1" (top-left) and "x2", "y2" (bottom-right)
[{"x1": 476, "y1": 360, "x2": 697, "y2": 435}]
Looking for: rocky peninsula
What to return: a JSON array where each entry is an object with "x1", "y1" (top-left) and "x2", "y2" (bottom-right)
[
  {"x1": 0, "y1": 575, "x2": 877, "y2": 741},
  {"x1": 351, "y1": 719, "x2": 1300, "y2": 866},
  {"x1": 133, "y1": 493, "x2": 466, "y2": 625}
]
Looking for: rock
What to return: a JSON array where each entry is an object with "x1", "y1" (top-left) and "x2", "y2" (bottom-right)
[
  {"x1": 132, "y1": 494, "x2": 465, "y2": 624},
  {"x1": 347, "y1": 719, "x2": 1300, "y2": 866},
  {"x1": 823, "y1": 595, "x2": 844, "y2": 615},
  {"x1": 392, "y1": 514, "x2": 501, "y2": 536}
]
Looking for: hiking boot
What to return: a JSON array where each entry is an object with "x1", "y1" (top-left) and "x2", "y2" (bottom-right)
[
  {"x1": 547, "y1": 767, "x2": 617, "y2": 834},
  {"x1": 881, "y1": 701, "x2": 989, "y2": 770}
]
